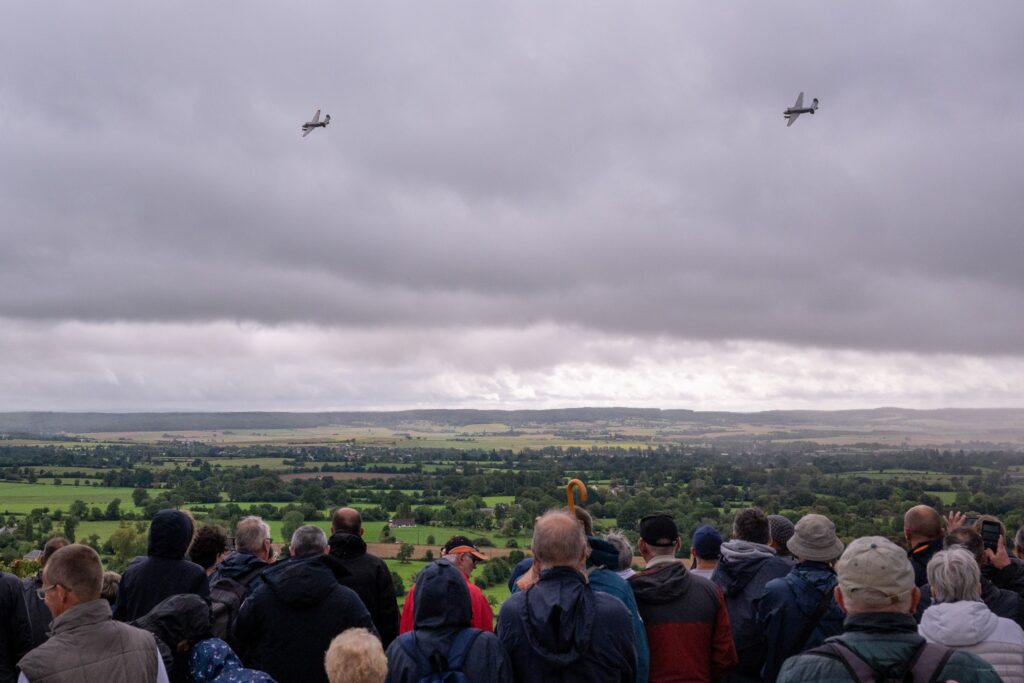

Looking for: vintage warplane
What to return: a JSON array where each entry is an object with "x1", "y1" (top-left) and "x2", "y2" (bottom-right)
[
  {"x1": 783, "y1": 92, "x2": 818, "y2": 127},
  {"x1": 301, "y1": 109, "x2": 331, "y2": 137}
]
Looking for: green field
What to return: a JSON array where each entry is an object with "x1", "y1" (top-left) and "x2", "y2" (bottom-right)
[{"x1": 0, "y1": 481, "x2": 148, "y2": 515}]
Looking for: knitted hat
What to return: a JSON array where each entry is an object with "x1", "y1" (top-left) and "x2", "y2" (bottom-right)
[{"x1": 768, "y1": 515, "x2": 795, "y2": 548}]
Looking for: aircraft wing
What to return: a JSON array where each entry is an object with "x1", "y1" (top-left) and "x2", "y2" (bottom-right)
[
  {"x1": 794, "y1": 92, "x2": 804, "y2": 109},
  {"x1": 302, "y1": 126, "x2": 313, "y2": 137},
  {"x1": 311, "y1": 109, "x2": 320, "y2": 123},
  {"x1": 786, "y1": 111, "x2": 801, "y2": 127}
]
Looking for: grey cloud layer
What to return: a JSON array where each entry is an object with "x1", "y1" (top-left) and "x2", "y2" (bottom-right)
[{"x1": 2, "y1": 2, "x2": 1023, "y2": 354}]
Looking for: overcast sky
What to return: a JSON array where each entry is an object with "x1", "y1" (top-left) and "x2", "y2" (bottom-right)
[{"x1": 2, "y1": 2, "x2": 1022, "y2": 412}]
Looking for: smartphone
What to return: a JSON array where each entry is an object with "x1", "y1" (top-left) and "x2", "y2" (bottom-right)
[
  {"x1": 964, "y1": 515, "x2": 978, "y2": 528},
  {"x1": 981, "y1": 520, "x2": 1001, "y2": 552}
]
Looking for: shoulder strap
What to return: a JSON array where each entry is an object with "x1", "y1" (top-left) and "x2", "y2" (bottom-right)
[
  {"x1": 446, "y1": 628, "x2": 482, "y2": 671},
  {"x1": 806, "y1": 641, "x2": 878, "y2": 682},
  {"x1": 792, "y1": 587, "x2": 836, "y2": 652},
  {"x1": 908, "y1": 643, "x2": 954, "y2": 683},
  {"x1": 398, "y1": 633, "x2": 433, "y2": 679}
]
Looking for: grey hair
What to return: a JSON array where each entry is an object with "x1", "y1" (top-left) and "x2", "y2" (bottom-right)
[
  {"x1": 235, "y1": 516, "x2": 271, "y2": 554},
  {"x1": 533, "y1": 510, "x2": 588, "y2": 570},
  {"x1": 928, "y1": 547, "x2": 982, "y2": 603},
  {"x1": 290, "y1": 525, "x2": 327, "y2": 557},
  {"x1": 603, "y1": 532, "x2": 635, "y2": 572}
]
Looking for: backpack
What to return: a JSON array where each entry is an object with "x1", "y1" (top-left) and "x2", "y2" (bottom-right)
[
  {"x1": 806, "y1": 640, "x2": 954, "y2": 683},
  {"x1": 209, "y1": 566, "x2": 264, "y2": 641},
  {"x1": 398, "y1": 627, "x2": 482, "y2": 683}
]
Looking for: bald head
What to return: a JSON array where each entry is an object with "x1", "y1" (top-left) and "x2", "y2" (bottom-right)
[
  {"x1": 332, "y1": 507, "x2": 363, "y2": 536},
  {"x1": 904, "y1": 505, "x2": 943, "y2": 545},
  {"x1": 533, "y1": 511, "x2": 588, "y2": 571}
]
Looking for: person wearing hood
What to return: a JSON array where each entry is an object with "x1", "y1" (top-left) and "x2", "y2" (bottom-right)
[
  {"x1": 190, "y1": 639, "x2": 276, "y2": 683},
  {"x1": 919, "y1": 546, "x2": 1024, "y2": 682},
  {"x1": 233, "y1": 525, "x2": 374, "y2": 683},
  {"x1": 711, "y1": 507, "x2": 790, "y2": 682},
  {"x1": 498, "y1": 510, "x2": 636, "y2": 683},
  {"x1": 384, "y1": 559, "x2": 511, "y2": 683},
  {"x1": 114, "y1": 509, "x2": 209, "y2": 622},
  {"x1": 209, "y1": 516, "x2": 274, "y2": 600},
  {"x1": 328, "y1": 507, "x2": 400, "y2": 647},
  {"x1": 401, "y1": 537, "x2": 493, "y2": 634},
  {"x1": 756, "y1": 514, "x2": 846, "y2": 683},
  {"x1": 630, "y1": 514, "x2": 736, "y2": 682}
]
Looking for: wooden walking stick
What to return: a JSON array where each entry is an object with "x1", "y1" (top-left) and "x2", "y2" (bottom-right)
[{"x1": 566, "y1": 478, "x2": 588, "y2": 515}]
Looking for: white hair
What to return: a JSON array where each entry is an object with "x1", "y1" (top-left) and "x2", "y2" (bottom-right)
[
  {"x1": 290, "y1": 525, "x2": 327, "y2": 557},
  {"x1": 235, "y1": 516, "x2": 271, "y2": 554},
  {"x1": 928, "y1": 547, "x2": 982, "y2": 603}
]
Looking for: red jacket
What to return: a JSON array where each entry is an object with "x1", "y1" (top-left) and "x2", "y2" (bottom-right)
[
  {"x1": 630, "y1": 560, "x2": 737, "y2": 682},
  {"x1": 399, "y1": 575, "x2": 493, "y2": 633}
]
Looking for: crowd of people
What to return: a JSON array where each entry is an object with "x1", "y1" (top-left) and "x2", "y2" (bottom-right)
[{"x1": 3, "y1": 501, "x2": 1024, "y2": 682}]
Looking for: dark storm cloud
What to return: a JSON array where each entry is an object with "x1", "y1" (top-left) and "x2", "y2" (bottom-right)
[{"x1": 2, "y1": 2, "x2": 1023, "y2": 354}]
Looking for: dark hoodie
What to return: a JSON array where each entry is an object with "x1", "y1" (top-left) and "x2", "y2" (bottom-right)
[
  {"x1": 384, "y1": 559, "x2": 511, "y2": 683},
  {"x1": 234, "y1": 552, "x2": 374, "y2": 683},
  {"x1": 630, "y1": 560, "x2": 736, "y2": 683},
  {"x1": 498, "y1": 566, "x2": 636, "y2": 683},
  {"x1": 114, "y1": 509, "x2": 210, "y2": 622},
  {"x1": 756, "y1": 561, "x2": 844, "y2": 683},
  {"x1": 328, "y1": 530, "x2": 400, "y2": 646},
  {"x1": 711, "y1": 540, "x2": 790, "y2": 682}
]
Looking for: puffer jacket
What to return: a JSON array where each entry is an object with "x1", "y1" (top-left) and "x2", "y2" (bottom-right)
[
  {"x1": 497, "y1": 566, "x2": 636, "y2": 683},
  {"x1": 385, "y1": 560, "x2": 511, "y2": 683},
  {"x1": 757, "y1": 561, "x2": 845, "y2": 683},
  {"x1": 920, "y1": 600, "x2": 1024, "y2": 683},
  {"x1": 711, "y1": 540, "x2": 790, "y2": 681},
  {"x1": 777, "y1": 612, "x2": 1001, "y2": 682}
]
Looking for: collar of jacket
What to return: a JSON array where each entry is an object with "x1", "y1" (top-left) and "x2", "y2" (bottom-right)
[
  {"x1": 910, "y1": 538, "x2": 942, "y2": 556},
  {"x1": 50, "y1": 599, "x2": 113, "y2": 635},
  {"x1": 645, "y1": 554, "x2": 681, "y2": 569},
  {"x1": 843, "y1": 611, "x2": 919, "y2": 635}
]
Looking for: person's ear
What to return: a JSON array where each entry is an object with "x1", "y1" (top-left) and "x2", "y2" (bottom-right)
[
  {"x1": 834, "y1": 585, "x2": 847, "y2": 614},
  {"x1": 322, "y1": 545, "x2": 329, "y2": 555},
  {"x1": 358, "y1": 528, "x2": 364, "y2": 537}
]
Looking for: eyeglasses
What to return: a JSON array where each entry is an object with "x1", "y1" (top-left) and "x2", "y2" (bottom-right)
[{"x1": 36, "y1": 583, "x2": 63, "y2": 600}]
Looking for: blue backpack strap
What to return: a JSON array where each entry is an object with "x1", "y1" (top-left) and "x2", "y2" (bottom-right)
[
  {"x1": 446, "y1": 628, "x2": 483, "y2": 672},
  {"x1": 398, "y1": 633, "x2": 433, "y2": 679}
]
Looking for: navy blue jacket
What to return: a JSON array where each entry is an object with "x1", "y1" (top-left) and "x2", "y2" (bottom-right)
[
  {"x1": 498, "y1": 567, "x2": 635, "y2": 683},
  {"x1": 712, "y1": 541, "x2": 791, "y2": 682},
  {"x1": 114, "y1": 509, "x2": 209, "y2": 622},
  {"x1": 756, "y1": 561, "x2": 845, "y2": 683},
  {"x1": 209, "y1": 550, "x2": 270, "y2": 598},
  {"x1": 234, "y1": 552, "x2": 374, "y2": 683},
  {"x1": 385, "y1": 559, "x2": 511, "y2": 683},
  {"x1": 1, "y1": 572, "x2": 31, "y2": 683}
]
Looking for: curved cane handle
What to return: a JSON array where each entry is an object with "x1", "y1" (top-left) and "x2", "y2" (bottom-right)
[{"x1": 566, "y1": 478, "x2": 588, "y2": 514}]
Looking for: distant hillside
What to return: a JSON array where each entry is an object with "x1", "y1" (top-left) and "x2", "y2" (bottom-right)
[{"x1": 2, "y1": 407, "x2": 1024, "y2": 436}]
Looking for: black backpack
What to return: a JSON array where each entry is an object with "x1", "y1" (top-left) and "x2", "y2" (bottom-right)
[
  {"x1": 209, "y1": 566, "x2": 264, "y2": 641},
  {"x1": 805, "y1": 640, "x2": 954, "y2": 683},
  {"x1": 397, "y1": 628, "x2": 482, "y2": 683}
]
